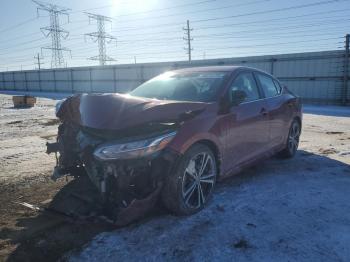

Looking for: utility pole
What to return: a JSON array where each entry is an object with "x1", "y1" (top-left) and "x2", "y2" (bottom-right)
[
  {"x1": 33, "y1": 0, "x2": 71, "y2": 69},
  {"x1": 343, "y1": 34, "x2": 349, "y2": 105},
  {"x1": 85, "y1": 13, "x2": 117, "y2": 66},
  {"x1": 34, "y1": 53, "x2": 44, "y2": 70},
  {"x1": 183, "y1": 20, "x2": 193, "y2": 62}
]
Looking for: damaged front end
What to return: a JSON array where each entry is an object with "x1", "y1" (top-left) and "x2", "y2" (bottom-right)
[
  {"x1": 47, "y1": 121, "x2": 180, "y2": 225},
  {"x1": 46, "y1": 93, "x2": 205, "y2": 225}
]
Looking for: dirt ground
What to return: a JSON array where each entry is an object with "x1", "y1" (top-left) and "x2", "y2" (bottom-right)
[
  {"x1": 0, "y1": 94, "x2": 114, "y2": 262},
  {"x1": 0, "y1": 93, "x2": 349, "y2": 261}
]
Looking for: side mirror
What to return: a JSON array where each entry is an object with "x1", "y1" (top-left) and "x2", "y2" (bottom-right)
[
  {"x1": 231, "y1": 90, "x2": 247, "y2": 106},
  {"x1": 218, "y1": 90, "x2": 247, "y2": 114}
]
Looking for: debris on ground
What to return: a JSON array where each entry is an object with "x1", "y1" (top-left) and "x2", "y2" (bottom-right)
[{"x1": 12, "y1": 95, "x2": 36, "y2": 108}]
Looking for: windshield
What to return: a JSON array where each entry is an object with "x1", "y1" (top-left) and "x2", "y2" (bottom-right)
[{"x1": 129, "y1": 71, "x2": 229, "y2": 102}]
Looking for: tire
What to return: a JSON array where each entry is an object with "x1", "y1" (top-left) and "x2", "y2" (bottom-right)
[
  {"x1": 279, "y1": 119, "x2": 301, "y2": 158},
  {"x1": 161, "y1": 144, "x2": 217, "y2": 216}
]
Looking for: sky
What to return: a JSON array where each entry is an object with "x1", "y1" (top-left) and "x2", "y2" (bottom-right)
[{"x1": 0, "y1": 0, "x2": 350, "y2": 71}]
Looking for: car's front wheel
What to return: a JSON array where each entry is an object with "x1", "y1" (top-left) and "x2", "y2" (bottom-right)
[{"x1": 162, "y1": 144, "x2": 217, "y2": 215}]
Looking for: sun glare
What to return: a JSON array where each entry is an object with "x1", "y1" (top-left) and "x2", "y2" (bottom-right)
[{"x1": 110, "y1": 0, "x2": 159, "y2": 16}]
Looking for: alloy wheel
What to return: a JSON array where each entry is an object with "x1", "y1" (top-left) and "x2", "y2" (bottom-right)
[
  {"x1": 181, "y1": 152, "x2": 216, "y2": 209},
  {"x1": 288, "y1": 122, "x2": 300, "y2": 153}
]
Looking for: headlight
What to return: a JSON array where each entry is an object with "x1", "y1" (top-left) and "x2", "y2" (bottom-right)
[
  {"x1": 55, "y1": 99, "x2": 66, "y2": 115},
  {"x1": 93, "y1": 131, "x2": 177, "y2": 161}
]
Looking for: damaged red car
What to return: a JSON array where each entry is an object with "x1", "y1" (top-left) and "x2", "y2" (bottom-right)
[{"x1": 48, "y1": 66, "x2": 302, "y2": 221}]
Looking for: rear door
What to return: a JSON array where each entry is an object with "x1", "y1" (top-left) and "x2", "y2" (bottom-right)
[
  {"x1": 224, "y1": 71, "x2": 270, "y2": 169},
  {"x1": 254, "y1": 73, "x2": 287, "y2": 148}
]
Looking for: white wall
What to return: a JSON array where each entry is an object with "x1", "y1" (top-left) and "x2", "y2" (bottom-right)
[{"x1": 0, "y1": 50, "x2": 348, "y2": 105}]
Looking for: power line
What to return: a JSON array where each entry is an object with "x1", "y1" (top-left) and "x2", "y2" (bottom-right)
[
  {"x1": 88, "y1": 0, "x2": 349, "y2": 29},
  {"x1": 113, "y1": 0, "x2": 216, "y2": 18},
  {"x1": 84, "y1": 12, "x2": 117, "y2": 65},
  {"x1": 118, "y1": 32, "x2": 344, "y2": 50},
  {"x1": 110, "y1": 0, "x2": 272, "y2": 24},
  {"x1": 193, "y1": 19, "x2": 350, "y2": 39},
  {"x1": 196, "y1": 37, "x2": 340, "y2": 51},
  {"x1": 1, "y1": 13, "x2": 347, "y2": 53},
  {"x1": 70, "y1": 45, "x2": 339, "y2": 62},
  {"x1": 68, "y1": 28, "x2": 346, "y2": 57},
  {"x1": 192, "y1": 0, "x2": 350, "y2": 24},
  {"x1": 107, "y1": 3, "x2": 350, "y2": 33},
  {"x1": 1, "y1": 0, "x2": 349, "y2": 68},
  {"x1": 110, "y1": 20, "x2": 350, "y2": 45},
  {"x1": 0, "y1": 37, "x2": 82, "y2": 55},
  {"x1": 71, "y1": 0, "x2": 217, "y2": 17},
  {"x1": 1, "y1": 21, "x2": 347, "y2": 57},
  {"x1": 33, "y1": 0, "x2": 71, "y2": 68},
  {"x1": 0, "y1": 32, "x2": 42, "y2": 45},
  {"x1": 0, "y1": 2, "x2": 348, "y2": 45},
  {"x1": 109, "y1": 19, "x2": 349, "y2": 45},
  {"x1": 6, "y1": 43, "x2": 338, "y2": 69},
  {"x1": 0, "y1": 37, "x2": 46, "y2": 51},
  {"x1": 196, "y1": 46, "x2": 342, "y2": 59},
  {"x1": 71, "y1": 37, "x2": 340, "y2": 58},
  {"x1": 108, "y1": 8, "x2": 350, "y2": 37},
  {"x1": 194, "y1": 11, "x2": 350, "y2": 30},
  {"x1": 0, "y1": 17, "x2": 38, "y2": 33}
]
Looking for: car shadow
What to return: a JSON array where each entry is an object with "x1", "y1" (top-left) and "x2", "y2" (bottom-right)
[
  {"x1": 2, "y1": 150, "x2": 349, "y2": 261},
  {"x1": 218, "y1": 149, "x2": 349, "y2": 190}
]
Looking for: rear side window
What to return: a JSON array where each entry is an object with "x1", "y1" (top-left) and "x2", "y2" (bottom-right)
[
  {"x1": 273, "y1": 79, "x2": 282, "y2": 94},
  {"x1": 256, "y1": 73, "x2": 279, "y2": 98}
]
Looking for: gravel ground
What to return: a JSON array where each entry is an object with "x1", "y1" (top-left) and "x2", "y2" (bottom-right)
[
  {"x1": 0, "y1": 93, "x2": 349, "y2": 261},
  {"x1": 0, "y1": 95, "x2": 57, "y2": 184}
]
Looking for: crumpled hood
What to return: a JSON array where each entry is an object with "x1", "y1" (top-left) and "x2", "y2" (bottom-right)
[{"x1": 57, "y1": 93, "x2": 207, "y2": 130}]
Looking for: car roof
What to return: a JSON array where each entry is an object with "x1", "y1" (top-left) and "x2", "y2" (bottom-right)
[{"x1": 171, "y1": 65, "x2": 267, "y2": 74}]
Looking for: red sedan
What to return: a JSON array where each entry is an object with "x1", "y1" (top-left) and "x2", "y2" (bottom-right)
[{"x1": 50, "y1": 66, "x2": 302, "y2": 222}]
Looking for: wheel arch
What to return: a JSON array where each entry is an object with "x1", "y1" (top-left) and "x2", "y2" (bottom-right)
[
  {"x1": 293, "y1": 115, "x2": 302, "y2": 129},
  {"x1": 190, "y1": 139, "x2": 222, "y2": 177}
]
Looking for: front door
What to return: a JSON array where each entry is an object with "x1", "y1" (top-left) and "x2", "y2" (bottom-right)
[{"x1": 223, "y1": 72, "x2": 269, "y2": 171}]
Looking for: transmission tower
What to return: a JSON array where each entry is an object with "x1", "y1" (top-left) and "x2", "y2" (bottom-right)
[
  {"x1": 33, "y1": 0, "x2": 71, "y2": 68},
  {"x1": 85, "y1": 13, "x2": 117, "y2": 66},
  {"x1": 183, "y1": 20, "x2": 193, "y2": 62}
]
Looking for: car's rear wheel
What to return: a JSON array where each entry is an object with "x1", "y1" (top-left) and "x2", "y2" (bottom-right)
[
  {"x1": 279, "y1": 119, "x2": 301, "y2": 158},
  {"x1": 162, "y1": 144, "x2": 217, "y2": 215}
]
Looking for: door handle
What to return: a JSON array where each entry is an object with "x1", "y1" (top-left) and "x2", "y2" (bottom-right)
[{"x1": 260, "y1": 107, "x2": 268, "y2": 116}]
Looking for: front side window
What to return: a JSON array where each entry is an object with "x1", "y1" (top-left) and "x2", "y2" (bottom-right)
[
  {"x1": 256, "y1": 73, "x2": 279, "y2": 98},
  {"x1": 129, "y1": 71, "x2": 229, "y2": 102},
  {"x1": 229, "y1": 72, "x2": 260, "y2": 102}
]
